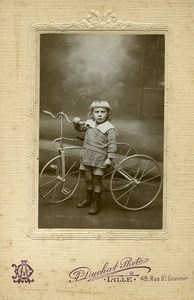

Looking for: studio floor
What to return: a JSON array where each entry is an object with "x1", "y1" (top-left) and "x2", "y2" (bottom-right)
[{"x1": 38, "y1": 175, "x2": 163, "y2": 229}]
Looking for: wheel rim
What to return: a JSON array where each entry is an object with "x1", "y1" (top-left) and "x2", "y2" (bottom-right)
[
  {"x1": 110, "y1": 154, "x2": 162, "y2": 210},
  {"x1": 102, "y1": 142, "x2": 137, "y2": 191},
  {"x1": 39, "y1": 155, "x2": 80, "y2": 203}
]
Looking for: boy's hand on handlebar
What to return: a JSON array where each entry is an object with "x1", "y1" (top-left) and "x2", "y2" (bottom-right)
[{"x1": 73, "y1": 117, "x2": 81, "y2": 124}]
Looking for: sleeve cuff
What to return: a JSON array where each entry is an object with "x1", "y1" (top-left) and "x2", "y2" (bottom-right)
[{"x1": 107, "y1": 153, "x2": 115, "y2": 159}]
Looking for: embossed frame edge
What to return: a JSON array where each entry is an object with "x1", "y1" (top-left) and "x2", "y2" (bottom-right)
[{"x1": 27, "y1": 10, "x2": 175, "y2": 240}]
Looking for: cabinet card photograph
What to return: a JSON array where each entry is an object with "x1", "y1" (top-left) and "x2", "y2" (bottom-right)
[{"x1": 1, "y1": 2, "x2": 194, "y2": 300}]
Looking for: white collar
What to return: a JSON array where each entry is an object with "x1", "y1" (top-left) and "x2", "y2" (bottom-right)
[{"x1": 85, "y1": 119, "x2": 115, "y2": 133}]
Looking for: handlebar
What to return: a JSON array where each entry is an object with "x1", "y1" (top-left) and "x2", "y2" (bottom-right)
[{"x1": 43, "y1": 110, "x2": 73, "y2": 123}]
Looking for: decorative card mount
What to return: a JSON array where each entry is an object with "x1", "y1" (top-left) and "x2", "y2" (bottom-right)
[{"x1": 27, "y1": 10, "x2": 175, "y2": 240}]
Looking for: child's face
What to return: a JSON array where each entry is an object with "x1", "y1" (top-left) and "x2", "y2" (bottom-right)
[{"x1": 93, "y1": 107, "x2": 108, "y2": 124}]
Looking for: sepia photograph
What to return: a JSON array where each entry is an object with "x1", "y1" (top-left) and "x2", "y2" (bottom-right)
[{"x1": 38, "y1": 33, "x2": 164, "y2": 230}]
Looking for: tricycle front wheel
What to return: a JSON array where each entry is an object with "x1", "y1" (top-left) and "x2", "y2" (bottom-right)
[{"x1": 39, "y1": 154, "x2": 80, "y2": 203}]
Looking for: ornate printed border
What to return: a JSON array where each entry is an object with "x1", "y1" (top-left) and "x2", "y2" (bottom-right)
[{"x1": 27, "y1": 10, "x2": 174, "y2": 240}]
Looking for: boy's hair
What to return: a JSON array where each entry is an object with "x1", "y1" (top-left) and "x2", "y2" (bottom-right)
[{"x1": 88, "y1": 100, "x2": 112, "y2": 120}]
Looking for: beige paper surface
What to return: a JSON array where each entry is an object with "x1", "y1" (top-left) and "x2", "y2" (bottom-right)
[{"x1": 0, "y1": 1, "x2": 194, "y2": 299}]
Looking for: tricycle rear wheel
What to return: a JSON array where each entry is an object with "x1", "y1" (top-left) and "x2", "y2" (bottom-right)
[{"x1": 110, "y1": 154, "x2": 162, "y2": 210}]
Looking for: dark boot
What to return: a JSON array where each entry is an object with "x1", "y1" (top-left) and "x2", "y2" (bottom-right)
[
  {"x1": 76, "y1": 190, "x2": 93, "y2": 208},
  {"x1": 88, "y1": 192, "x2": 101, "y2": 215}
]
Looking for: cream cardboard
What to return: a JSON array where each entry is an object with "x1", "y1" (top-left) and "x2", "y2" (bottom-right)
[{"x1": 0, "y1": 1, "x2": 193, "y2": 299}]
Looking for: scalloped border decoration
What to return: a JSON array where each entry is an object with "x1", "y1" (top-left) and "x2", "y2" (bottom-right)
[{"x1": 27, "y1": 10, "x2": 175, "y2": 240}]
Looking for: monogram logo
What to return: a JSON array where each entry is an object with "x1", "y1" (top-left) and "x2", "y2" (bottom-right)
[{"x1": 12, "y1": 260, "x2": 34, "y2": 283}]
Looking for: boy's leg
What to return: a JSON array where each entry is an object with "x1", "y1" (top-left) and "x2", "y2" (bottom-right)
[
  {"x1": 76, "y1": 170, "x2": 93, "y2": 208},
  {"x1": 84, "y1": 170, "x2": 94, "y2": 191},
  {"x1": 88, "y1": 175, "x2": 102, "y2": 215}
]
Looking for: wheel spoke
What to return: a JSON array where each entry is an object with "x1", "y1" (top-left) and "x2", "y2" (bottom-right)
[
  {"x1": 124, "y1": 147, "x2": 133, "y2": 159},
  {"x1": 139, "y1": 159, "x2": 150, "y2": 181},
  {"x1": 66, "y1": 169, "x2": 80, "y2": 176},
  {"x1": 65, "y1": 161, "x2": 77, "y2": 176},
  {"x1": 113, "y1": 180, "x2": 133, "y2": 191},
  {"x1": 39, "y1": 176, "x2": 58, "y2": 188},
  {"x1": 128, "y1": 161, "x2": 140, "y2": 177},
  {"x1": 124, "y1": 185, "x2": 137, "y2": 207},
  {"x1": 43, "y1": 181, "x2": 61, "y2": 198},
  {"x1": 141, "y1": 181, "x2": 160, "y2": 187},
  {"x1": 115, "y1": 184, "x2": 136, "y2": 202},
  {"x1": 51, "y1": 184, "x2": 57, "y2": 203},
  {"x1": 103, "y1": 169, "x2": 114, "y2": 178},
  {"x1": 138, "y1": 165, "x2": 157, "y2": 181},
  {"x1": 140, "y1": 174, "x2": 161, "y2": 184},
  {"x1": 133, "y1": 164, "x2": 140, "y2": 179}
]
